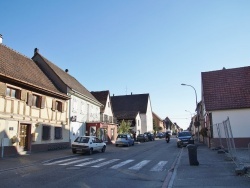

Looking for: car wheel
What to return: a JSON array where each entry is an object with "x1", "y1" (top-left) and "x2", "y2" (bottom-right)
[
  {"x1": 132, "y1": 142, "x2": 134, "y2": 146},
  {"x1": 101, "y1": 146, "x2": 106, "y2": 153},
  {"x1": 127, "y1": 143, "x2": 130, "y2": 147},
  {"x1": 89, "y1": 148, "x2": 93, "y2": 155},
  {"x1": 115, "y1": 144, "x2": 118, "y2": 147},
  {"x1": 72, "y1": 149, "x2": 76, "y2": 154}
]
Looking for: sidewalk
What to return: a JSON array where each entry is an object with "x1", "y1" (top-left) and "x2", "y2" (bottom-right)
[{"x1": 169, "y1": 143, "x2": 250, "y2": 188}]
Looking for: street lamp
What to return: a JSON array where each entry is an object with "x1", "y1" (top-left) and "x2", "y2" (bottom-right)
[{"x1": 181, "y1": 83, "x2": 200, "y2": 142}]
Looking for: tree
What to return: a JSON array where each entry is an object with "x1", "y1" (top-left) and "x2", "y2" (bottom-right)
[{"x1": 118, "y1": 120, "x2": 131, "y2": 134}]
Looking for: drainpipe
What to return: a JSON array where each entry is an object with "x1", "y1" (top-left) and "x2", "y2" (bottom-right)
[{"x1": 1, "y1": 138, "x2": 4, "y2": 158}]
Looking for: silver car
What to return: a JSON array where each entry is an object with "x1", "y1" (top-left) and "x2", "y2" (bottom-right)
[{"x1": 115, "y1": 134, "x2": 134, "y2": 147}]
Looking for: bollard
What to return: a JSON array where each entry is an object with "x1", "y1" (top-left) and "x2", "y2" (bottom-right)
[{"x1": 187, "y1": 144, "x2": 199, "y2": 166}]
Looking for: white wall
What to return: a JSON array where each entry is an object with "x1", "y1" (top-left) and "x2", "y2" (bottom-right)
[
  {"x1": 212, "y1": 109, "x2": 250, "y2": 138},
  {"x1": 69, "y1": 95, "x2": 100, "y2": 143},
  {"x1": 103, "y1": 96, "x2": 113, "y2": 117},
  {"x1": 135, "y1": 113, "x2": 141, "y2": 135},
  {"x1": 146, "y1": 97, "x2": 153, "y2": 132}
]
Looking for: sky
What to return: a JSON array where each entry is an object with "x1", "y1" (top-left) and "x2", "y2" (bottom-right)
[{"x1": 1, "y1": 1, "x2": 250, "y2": 130}]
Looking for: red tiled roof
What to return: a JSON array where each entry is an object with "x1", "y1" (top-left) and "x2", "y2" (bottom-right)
[
  {"x1": 0, "y1": 44, "x2": 67, "y2": 97},
  {"x1": 202, "y1": 66, "x2": 250, "y2": 111}
]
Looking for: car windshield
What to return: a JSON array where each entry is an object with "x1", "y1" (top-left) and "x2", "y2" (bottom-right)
[
  {"x1": 117, "y1": 135, "x2": 127, "y2": 138},
  {"x1": 178, "y1": 132, "x2": 192, "y2": 137},
  {"x1": 138, "y1": 134, "x2": 144, "y2": 136},
  {"x1": 74, "y1": 137, "x2": 89, "y2": 143}
]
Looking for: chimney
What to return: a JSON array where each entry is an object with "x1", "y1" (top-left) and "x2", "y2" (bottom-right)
[
  {"x1": 65, "y1": 69, "x2": 69, "y2": 73},
  {"x1": 34, "y1": 48, "x2": 39, "y2": 54},
  {"x1": 0, "y1": 34, "x2": 2, "y2": 44}
]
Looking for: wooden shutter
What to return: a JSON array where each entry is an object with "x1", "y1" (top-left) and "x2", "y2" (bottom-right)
[
  {"x1": 21, "y1": 90, "x2": 27, "y2": 101},
  {"x1": 61, "y1": 101, "x2": 65, "y2": 113},
  {"x1": 52, "y1": 99, "x2": 56, "y2": 111},
  {"x1": 41, "y1": 96, "x2": 46, "y2": 109},
  {"x1": 0, "y1": 82, "x2": 6, "y2": 97},
  {"x1": 27, "y1": 92, "x2": 33, "y2": 106}
]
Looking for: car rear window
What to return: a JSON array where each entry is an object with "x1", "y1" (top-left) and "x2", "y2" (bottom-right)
[
  {"x1": 178, "y1": 132, "x2": 192, "y2": 137},
  {"x1": 118, "y1": 135, "x2": 127, "y2": 138},
  {"x1": 74, "y1": 137, "x2": 89, "y2": 143}
]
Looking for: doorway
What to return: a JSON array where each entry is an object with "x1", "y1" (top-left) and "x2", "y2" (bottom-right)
[{"x1": 19, "y1": 124, "x2": 31, "y2": 151}]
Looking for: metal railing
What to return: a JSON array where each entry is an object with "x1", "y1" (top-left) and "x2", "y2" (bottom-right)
[
  {"x1": 213, "y1": 117, "x2": 238, "y2": 166},
  {"x1": 212, "y1": 117, "x2": 250, "y2": 168}
]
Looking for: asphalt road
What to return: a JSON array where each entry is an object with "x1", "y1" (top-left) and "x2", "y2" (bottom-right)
[{"x1": 0, "y1": 138, "x2": 180, "y2": 188}]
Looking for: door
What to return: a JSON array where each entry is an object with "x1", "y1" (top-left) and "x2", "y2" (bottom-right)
[{"x1": 19, "y1": 124, "x2": 31, "y2": 151}]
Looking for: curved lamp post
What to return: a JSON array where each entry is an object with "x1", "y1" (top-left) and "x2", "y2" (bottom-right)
[{"x1": 181, "y1": 83, "x2": 200, "y2": 142}]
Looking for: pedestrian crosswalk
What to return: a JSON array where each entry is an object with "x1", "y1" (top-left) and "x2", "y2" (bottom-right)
[{"x1": 43, "y1": 157, "x2": 168, "y2": 172}]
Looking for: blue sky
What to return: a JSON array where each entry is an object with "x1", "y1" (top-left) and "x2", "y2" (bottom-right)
[{"x1": 1, "y1": 1, "x2": 250, "y2": 129}]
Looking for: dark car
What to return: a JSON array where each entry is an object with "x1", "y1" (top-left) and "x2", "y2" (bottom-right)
[
  {"x1": 156, "y1": 132, "x2": 164, "y2": 138},
  {"x1": 144, "y1": 132, "x2": 155, "y2": 141},
  {"x1": 136, "y1": 134, "x2": 149, "y2": 142},
  {"x1": 115, "y1": 134, "x2": 134, "y2": 147},
  {"x1": 177, "y1": 131, "x2": 193, "y2": 148}
]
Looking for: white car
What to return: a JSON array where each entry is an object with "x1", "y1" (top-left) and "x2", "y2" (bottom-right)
[{"x1": 71, "y1": 136, "x2": 106, "y2": 155}]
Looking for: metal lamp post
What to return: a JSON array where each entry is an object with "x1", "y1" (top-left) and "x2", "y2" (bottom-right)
[{"x1": 181, "y1": 83, "x2": 200, "y2": 142}]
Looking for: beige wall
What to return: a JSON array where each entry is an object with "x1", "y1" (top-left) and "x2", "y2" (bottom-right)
[{"x1": 0, "y1": 82, "x2": 69, "y2": 151}]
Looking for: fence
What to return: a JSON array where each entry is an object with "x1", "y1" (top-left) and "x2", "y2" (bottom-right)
[{"x1": 212, "y1": 117, "x2": 239, "y2": 167}]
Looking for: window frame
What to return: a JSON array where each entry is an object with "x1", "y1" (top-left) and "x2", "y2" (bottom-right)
[
  {"x1": 42, "y1": 125, "x2": 51, "y2": 140},
  {"x1": 54, "y1": 127, "x2": 62, "y2": 140},
  {"x1": 6, "y1": 86, "x2": 21, "y2": 99}
]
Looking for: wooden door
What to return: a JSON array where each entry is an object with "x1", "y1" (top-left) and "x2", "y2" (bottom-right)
[{"x1": 19, "y1": 124, "x2": 30, "y2": 151}]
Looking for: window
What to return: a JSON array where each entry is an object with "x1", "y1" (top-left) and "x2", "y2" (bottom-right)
[
  {"x1": 42, "y1": 125, "x2": 51, "y2": 140},
  {"x1": 27, "y1": 93, "x2": 44, "y2": 108},
  {"x1": 32, "y1": 94, "x2": 40, "y2": 107},
  {"x1": 55, "y1": 101, "x2": 62, "y2": 111},
  {"x1": 111, "y1": 129, "x2": 114, "y2": 140},
  {"x1": 54, "y1": 127, "x2": 62, "y2": 139},
  {"x1": 52, "y1": 99, "x2": 64, "y2": 112},
  {"x1": 6, "y1": 87, "x2": 21, "y2": 99}
]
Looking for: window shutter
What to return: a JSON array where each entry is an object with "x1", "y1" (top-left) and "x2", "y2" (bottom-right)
[
  {"x1": 27, "y1": 92, "x2": 33, "y2": 106},
  {"x1": 52, "y1": 99, "x2": 56, "y2": 111},
  {"x1": 41, "y1": 96, "x2": 46, "y2": 109},
  {"x1": 61, "y1": 101, "x2": 65, "y2": 113},
  {"x1": 21, "y1": 90, "x2": 27, "y2": 101},
  {"x1": 0, "y1": 82, "x2": 6, "y2": 97}
]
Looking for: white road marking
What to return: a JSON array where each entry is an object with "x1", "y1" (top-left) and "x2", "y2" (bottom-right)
[
  {"x1": 75, "y1": 158, "x2": 106, "y2": 167},
  {"x1": 150, "y1": 161, "x2": 168, "y2": 171},
  {"x1": 44, "y1": 157, "x2": 79, "y2": 165},
  {"x1": 128, "y1": 160, "x2": 150, "y2": 170},
  {"x1": 59, "y1": 158, "x2": 92, "y2": 165},
  {"x1": 110, "y1": 159, "x2": 134, "y2": 169},
  {"x1": 91, "y1": 159, "x2": 120, "y2": 167}
]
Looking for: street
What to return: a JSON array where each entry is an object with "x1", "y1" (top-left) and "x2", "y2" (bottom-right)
[{"x1": 0, "y1": 138, "x2": 180, "y2": 188}]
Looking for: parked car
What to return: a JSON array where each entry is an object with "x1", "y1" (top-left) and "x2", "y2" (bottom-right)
[
  {"x1": 71, "y1": 136, "x2": 106, "y2": 155},
  {"x1": 176, "y1": 131, "x2": 193, "y2": 148},
  {"x1": 136, "y1": 134, "x2": 149, "y2": 142},
  {"x1": 156, "y1": 132, "x2": 164, "y2": 138},
  {"x1": 144, "y1": 132, "x2": 155, "y2": 141},
  {"x1": 115, "y1": 134, "x2": 134, "y2": 147}
]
